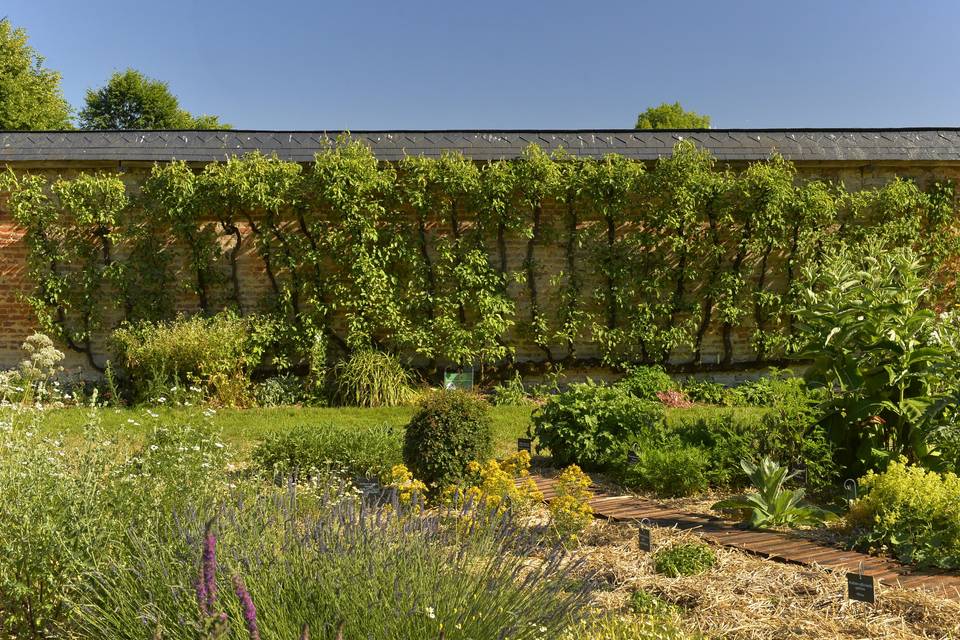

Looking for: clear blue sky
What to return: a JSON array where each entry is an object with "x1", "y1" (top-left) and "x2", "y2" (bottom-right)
[{"x1": 6, "y1": 0, "x2": 959, "y2": 130}]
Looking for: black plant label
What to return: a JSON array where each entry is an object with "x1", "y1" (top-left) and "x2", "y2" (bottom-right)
[
  {"x1": 847, "y1": 572, "x2": 875, "y2": 604},
  {"x1": 638, "y1": 528, "x2": 653, "y2": 552}
]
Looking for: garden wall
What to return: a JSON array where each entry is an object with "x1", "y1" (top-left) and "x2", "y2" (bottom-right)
[{"x1": 1, "y1": 152, "x2": 958, "y2": 378}]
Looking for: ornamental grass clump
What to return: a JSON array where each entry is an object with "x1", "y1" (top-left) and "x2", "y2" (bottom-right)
[
  {"x1": 330, "y1": 349, "x2": 416, "y2": 407},
  {"x1": 75, "y1": 479, "x2": 593, "y2": 640}
]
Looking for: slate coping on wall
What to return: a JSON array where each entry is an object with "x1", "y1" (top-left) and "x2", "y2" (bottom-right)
[{"x1": 2, "y1": 129, "x2": 960, "y2": 164}]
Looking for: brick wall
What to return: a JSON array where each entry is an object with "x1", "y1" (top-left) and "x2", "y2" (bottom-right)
[{"x1": 1, "y1": 160, "x2": 957, "y2": 375}]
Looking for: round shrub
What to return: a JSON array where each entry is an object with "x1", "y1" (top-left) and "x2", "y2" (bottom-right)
[
  {"x1": 402, "y1": 390, "x2": 493, "y2": 490},
  {"x1": 331, "y1": 349, "x2": 416, "y2": 407},
  {"x1": 532, "y1": 382, "x2": 666, "y2": 470},
  {"x1": 653, "y1": 543, "x2": 717, "y2": 577},
  {"x1": 616, "y1": 366, "x2": 677, "y2": 400}
]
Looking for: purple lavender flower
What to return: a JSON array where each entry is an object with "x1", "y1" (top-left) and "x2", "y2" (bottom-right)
[
  {"x1": 232, "y1": 574, "x2": 260, "y2": 640},
  {"x1": 194, "y1": 575, "x2": 210, "y2": 618},
  {"x1": 202, "y1": 521, "x2": 218, "y2": 614}
]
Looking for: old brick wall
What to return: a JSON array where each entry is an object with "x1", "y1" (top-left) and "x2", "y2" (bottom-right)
[{"x1": 1, "y1": 160, "x2": 958, "y2": 375}]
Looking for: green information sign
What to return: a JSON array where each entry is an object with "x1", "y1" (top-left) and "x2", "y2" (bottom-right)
[{"x1": 443, "y1": 368, "x2": 474, "y2": 390}]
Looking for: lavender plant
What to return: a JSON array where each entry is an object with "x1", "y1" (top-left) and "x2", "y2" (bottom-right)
[{"x1": 75, "y1": 479, "x2": 593, "y2": 639}]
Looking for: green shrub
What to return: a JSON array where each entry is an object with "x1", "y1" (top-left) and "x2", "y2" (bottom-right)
[
  {"x1": 674, "y1": 411, "x2": 761, "y2": 488},
  {"x1": 669, "y1": 380, "x2": 838, "y2": 493},
  {"x1": 681, "y1": 378, "x2": 726, "y2": 405},
  {"x1": 112, "y1": 312, "x2": 273, "y2": 406},
  {"x1": 935, "y1": 424, "x2": 960, "y2": 474},
  {"x1": 402, "y1": 390, "x2": 493, "y2": 490},
  {"x1": 726, "y1": 377, "x2": 774, "y2": 406},
  {"x1": 756, "y1": 380, "x2": 838, "y2": 493},
  {"x1": 253, "y1": 374, "x2": 312, "y2": 407},
  {"x1": 330, "y1": 349, "x2": 416, "y2": 407},
  {"x1": 616, "y1": 366, "x2": 677, "y2": 400},
  {"x1": 848, "y1": 460, "x2": 960, "y2": 569},
  {"x1": 533, "y1": 382, "x2": 666, "y2": 469},
  {"x1": 653, "y1": 543, "x2": 716, "y2": 577},
  {"x1": 252, "y1": 423, "x2": 402, "y2": 480},
  {"x1": 624, "y1": 446, "x2": 709, "y2": 497}
]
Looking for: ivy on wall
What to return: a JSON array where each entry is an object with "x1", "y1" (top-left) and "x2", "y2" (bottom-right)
[{"x1": 2, "y1": 137, "x2": 957, "y2": 373}]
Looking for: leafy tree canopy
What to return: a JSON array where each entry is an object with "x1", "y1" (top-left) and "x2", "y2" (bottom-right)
[
  {"x1": 79, "y1": 69, "x2": 230, "y2": 130},
  {"x1": 635, "y1": 102, "x2": 710, "y2": 130},
  {"x1": 0, "y1": 18, "x2": 72, "y2": 130}
]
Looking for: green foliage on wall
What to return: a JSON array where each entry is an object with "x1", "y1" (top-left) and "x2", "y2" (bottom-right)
[{"x1": 2, "y1": 136, "x2": 957, "y2": 372}]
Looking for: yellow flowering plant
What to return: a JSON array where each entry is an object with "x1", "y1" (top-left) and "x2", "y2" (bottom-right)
[
  {"x1": 444, "y1": 451, "x2": 543, "y2": 516},
  {"x1": 549, "y1": 465, "x2": 594, "y2": 541},
  {"x1": 386, "y1": 464, "x2": 428, "y2": 505}
]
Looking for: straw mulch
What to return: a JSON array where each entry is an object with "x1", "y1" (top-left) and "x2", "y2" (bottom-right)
[{"x1": 571, "y1": 519, "x2": 960, "y2": 640}]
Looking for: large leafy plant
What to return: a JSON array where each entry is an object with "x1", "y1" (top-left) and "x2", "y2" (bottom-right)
[
  {"x1": 794, "y1": 243, "x2": 960, "y2": 475},
  {"x1": 532, "y1": 382, "x2": 665, "y2": 469},
  {"x1": 712, "y1": 457, "x2": 835, "y2": 528}
]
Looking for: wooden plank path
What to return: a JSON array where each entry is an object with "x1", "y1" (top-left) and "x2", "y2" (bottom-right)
[{"x1": 529, "y1": 474, "x2": 960, "y2": 600}]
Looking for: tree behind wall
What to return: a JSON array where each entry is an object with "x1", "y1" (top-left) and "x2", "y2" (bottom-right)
[
  {"x1": 635, "y1": 102, "x2": 710, "y2": 129},
  {"x1": 0, "y1": 19, "x2": 72, "y2": 130},
  {"x1": 79, "y1": 69, "x2": 230, "y2": 130}
]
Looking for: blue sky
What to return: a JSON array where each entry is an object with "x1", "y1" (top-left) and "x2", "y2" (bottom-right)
[{"x1": 5, "y1": 0, "x2": 958, "y2": 129}]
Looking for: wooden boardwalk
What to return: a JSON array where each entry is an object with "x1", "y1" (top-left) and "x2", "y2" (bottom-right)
[{"x1": 530, "y1": 474, "x2": 960, "y2": 600}]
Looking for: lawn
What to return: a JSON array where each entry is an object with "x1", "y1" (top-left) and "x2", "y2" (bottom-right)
[{"x1": 34, "y1": 402, "x2": 769, "y2": 459}]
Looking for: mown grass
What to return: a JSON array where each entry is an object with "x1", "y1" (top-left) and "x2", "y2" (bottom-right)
[
  {"x1": 34, "y1": 404, "x2": 532, "y2": 458},
  {"x1": 35, "y1": 403, "x2": 768, "y2": 460}
]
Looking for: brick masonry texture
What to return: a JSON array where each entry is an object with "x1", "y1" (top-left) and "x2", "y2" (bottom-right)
[{"x1": 1, "y1": 159, "x2": 958, "y2": 374}]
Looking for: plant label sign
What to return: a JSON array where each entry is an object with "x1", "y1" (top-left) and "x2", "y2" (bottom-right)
[
  {"x1": 638, "y1": 527, "x2": 653, "y2": 552},
  {"x1": 627, "y1": 449, "x2": 640, "y2": 465},
  {"x1": 443, "y1": 368, "x2": 474, "y2": 391},
  {"x1": 517, "y1": 438, "x2": 532, "y2": 453},
  {"x1": 846, "y1": 572, "x2": 875, "y2": 604}
]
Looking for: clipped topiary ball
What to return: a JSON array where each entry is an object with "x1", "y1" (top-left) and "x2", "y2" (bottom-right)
[{"x1": 402, "y1": 390, "x2": 493, "y2": 491}]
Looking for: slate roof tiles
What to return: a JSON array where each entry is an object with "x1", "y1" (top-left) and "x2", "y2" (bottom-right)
[{"x1": 2, "y1": 129, "x2": 960, "y2": 163}]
